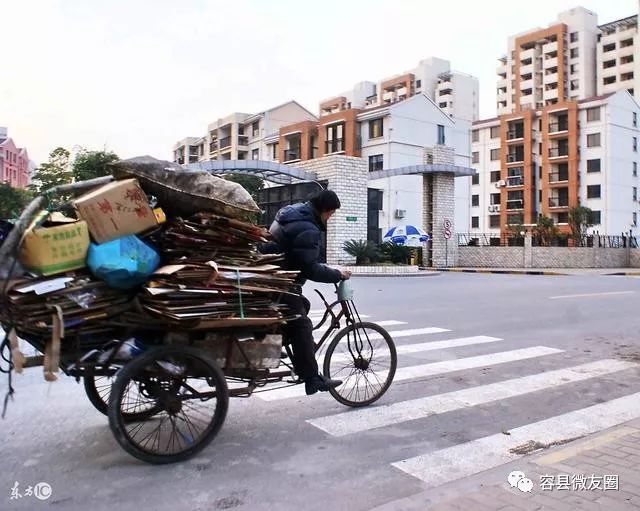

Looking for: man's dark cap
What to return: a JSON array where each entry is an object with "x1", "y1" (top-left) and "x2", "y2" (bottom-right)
[{"x1": 309, "y1": 189, "x2": 341, "y2": 212}]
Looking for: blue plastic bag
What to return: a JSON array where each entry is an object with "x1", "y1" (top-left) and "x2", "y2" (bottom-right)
[{"x1": 87, "y1": 235, "x2": 160, "y2": 289}]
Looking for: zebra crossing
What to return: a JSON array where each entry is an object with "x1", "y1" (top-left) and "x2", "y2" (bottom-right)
[{"x1": 259, "y1": 311, "x2": 640, "y2": 490}]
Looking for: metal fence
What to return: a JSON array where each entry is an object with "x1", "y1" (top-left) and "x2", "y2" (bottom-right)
[{"x1": 459, "y1": 233, "x2": 639, "y2": 249}]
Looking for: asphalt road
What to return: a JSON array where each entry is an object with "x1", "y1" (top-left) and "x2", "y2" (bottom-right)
[{"x1": 2, "y1": 273, "x2": 640, "y2": 511}]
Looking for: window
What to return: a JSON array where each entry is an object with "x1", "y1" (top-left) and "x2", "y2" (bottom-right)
[
  {"x1": 603, "y1": 43, "x2": 616, "y2": 52},
  {"x1": 272, "y1": 143, "x2": 279, "y2": 159},
  {"x1": 604, "y1": 76, "x2": 616, "y2": 85},
  {"x1": 570, "y1": 64, "x2": 578, "y2": 74},
  {"x1": 635, "y1": 112, "x2": 638, "y2": 128},
  {"x1": 634, "y1": 212, "x2": 638, "y2": 227},
  {"x1": 557, "y1": 212, "x2": 569, "y2": 224},
  {"x1": 621, "y1": 54, "x2": 634, "y2": 64},
  {"x1": 252, "y1": 121, "x2": 260, "y2": 138},
  {"x1": 570, "y1": 31, "x2": 579, "y2": 42},
  {"x1": 437, "y1": 124, "x2": 446, "y2": 145},
  {"x1": 471, "y1": 216, "x2": 479, "y2": 228},
  {"x1": 587, "y1": 133, "x2": 601, "y2": 147},
  {"x1": 587, "y1": 184, "x2": 601, "y2": 198},
  {"x1": 472, "y1": 194, "x2": 479, "y2": 207},
  {"x1": 634, "y1": 187, "x2": 638, "y2": 201},
  {"x1": 490, "y1": 215, "x2": 501, "y2": 228},
  {"x1": 416, "y1": 79, "x2": 422, "y2": 88},
  {"x1": 634, "y1": 161, "x2": 638, "y2": 177},
  {"x1": 472, "y1": 130, "x2": 479, "y2": 142},
  {"x1": 621, "y1": 38, "x2": 634, "y2": 48},
  {"x1": 590, "y1": 210, "x2": 601, "y2": 224},
  {"x1": 471, "y1": 173, "x2": 479, "y2": 185},
  {"x1": 570, "y1": 48, "x2": 579, "y2": 58},
  {"x1": 368, "y1": 154, "x2": 384, "y2": 172},
  {"x1": 325, "y1": 123, "x2": 344, "y2": 154},
  {"x1": 472, "y1": 151, "x2": 480, "y2": 163},
  {"x1": 635, "y1": 137, "x2": 638, "y2": 152},
  {"x1": 622, "y1": 72, "x2": 635, "y2": 82},
  {"x1": 251, "y1": 148, "x2": 259, "y2": 160},
  {"x1": 490, "y1": 126, "x2": 500, "y2": 138},
  {"x1": 369, "y1": 118, "x2": 383, "y2": 139},
  {"x1": 490, "y1": 148, "x2": 500, "y2": 161},
  {"x1": 603, "y1": 59, "x2": 616, "y2": 69},
  {"x1": 586, "y1": 107, "x2": 600, "y2": 122},
  {"x1": 439, "y1": 102, "x2": 447, "y2": 108},
  {"x1": 490, "y1": 170, "x2": 501, "y2": 182},
  {"x1": 491, "y1": 193, "x2": 500, "y2": 205},
  {"x1": 587, "y1": 159, "x2": 601, "y2": 172}
]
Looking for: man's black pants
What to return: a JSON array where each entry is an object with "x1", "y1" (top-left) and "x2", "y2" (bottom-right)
[{"x1": 280, "y1": 293, "x2": 317, "y2": 380}]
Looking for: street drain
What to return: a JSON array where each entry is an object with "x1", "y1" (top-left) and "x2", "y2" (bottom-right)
[{"x1": 509, "y1": 435, "x2": 584, "y2": 455}]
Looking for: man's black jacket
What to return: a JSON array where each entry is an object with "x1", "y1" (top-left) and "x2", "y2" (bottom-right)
[{"x1": 261, "y1": 202, "x2": 342, "y2": 286}]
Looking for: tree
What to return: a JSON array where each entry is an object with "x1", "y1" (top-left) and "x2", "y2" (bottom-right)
[
  {"x1": 223, "y1": 174, "x2": 264, "y2": 201},
  {"x1": 29, "y1": 147, "x2": 72, "y2": 194},
  {"x1": 532, "y1": 214, "x2": 559, "y2": 246},
  {"x1": 568, "y1": 206, "x2": 593, "y2": 246},
  {"x1": 343, "y1": 239, "x2": 380, "y2": 265},
  {"x1": 72, "y1": 148, "x2": 119, "y2": 182},
  {"x1": 0, "y1": 183, "x2": 33, "y2": 220}
]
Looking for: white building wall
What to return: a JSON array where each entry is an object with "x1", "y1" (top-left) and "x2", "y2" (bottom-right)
[
  {"x1": 597, "y1": 25, "x2": 639, "y2": 99},
  {"x1": 559, "y1": 7, "x2": 599, "y2": 101},
  {"x1": 471, "y1": 121, "x2": 502, "y2": 233}
]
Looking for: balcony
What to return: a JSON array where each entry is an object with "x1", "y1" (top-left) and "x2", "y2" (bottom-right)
[
  {"x1": 542, "y1": 41, "x2": 558, "y2": 54},
  {"x1": 506, "y1": 176, "x2": 524, "y2": 187},
  {"x1": 507, "y1": 129, "x2": 524, "y2": 140},
  {"x1": 548, "y1": 147, "x2": 569, "y2": 158},
  {"x1": 238, "y1": 135, "x2": 249, "y2": 147},
  {"x1": 520, "y1": 63, "x2": 534, "y2": 76},
  {"x1": 520, "y1": 78, "x2": 534, "y2": 90},
  {"x1": 543, "y1": 71, "x2": 558, "y2": 85},
  {"x1": 219, "y1": 137, "x2": 232, "y2": 150},
  {"x1": 549, "y1": 197, "x2": 569, "y2": 208},
  {"x1": 284, "y1": 148, "x2": 301, "y2": 162},
  {"x1": 548, "y1": 171, "x2": 569, "y2": 183},
  {"x1": 325, "y1": 138, "x2": 345, "y2": 154},
  {"x1": 544, "y1": 57, "x2": 558, "y2": 69},
  {"x1": 507, "y1": 153, "x2": 524, "y2": 163},
  {"x1": 209, "y1": 141, "x2": 218, "y2": 153},
  {"x1": 506, "y1": 199, "x2": 524, "y2": 210},
  {"x1": 543, "y1": 88, "x2": 559, "y2": 101},
  {"x1": 548, "y1": 121, "x2": 568, "y2": 133}
]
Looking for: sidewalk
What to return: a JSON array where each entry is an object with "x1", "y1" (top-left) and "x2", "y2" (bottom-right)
[
  {"x1": 432, "y1": 267, "x2": 640, "y2": 276},
  {"x1": 372, "y1": 419, "x2": 640, "y2": 511}
]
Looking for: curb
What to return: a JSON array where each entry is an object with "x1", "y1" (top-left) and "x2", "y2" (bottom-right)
[
  {"x1": 603, "y1": 271, "x2": 640, "y2": 276},
  {"x1": 434, "y1": 268, "x2": 566, "y2": 276},
  {"x1": 352, "y1": 271, "x2": 440, "y2": 278}
]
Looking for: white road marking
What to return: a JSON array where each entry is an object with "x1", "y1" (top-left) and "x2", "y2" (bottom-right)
[
  {"x1": 257, "y1": 346, "x2": 562, "y2": 402},
  {"x1": 375, "y1": 320, "x2": 408, "y2": 327},
  {"x1": 313, "y1": 326, "x2": 450, "y2": 342},
  {"x1": 391, "y1": 391, "x2": 640, "y2": 487},
  {"x1": 549, "y1": 291, "x2": 635, "y2": 299},
  {"x1": 308, "y1": 359, "x2": 637, "y2": 436},
  {"x1": 328, "y1": 336, "x2": 504, "y2": 364}
]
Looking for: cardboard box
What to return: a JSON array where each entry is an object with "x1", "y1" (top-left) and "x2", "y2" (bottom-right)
[
  {"x1": 20, "y1": 213, "x2": 90, "y2": 276},
  {"x1": 73, "y1": 178, "x2": 158, "y2": 244}
]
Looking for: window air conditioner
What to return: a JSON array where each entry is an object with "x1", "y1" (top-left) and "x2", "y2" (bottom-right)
[{"x1": 394, "y1": 209, "x2": 406, "y2": 219}]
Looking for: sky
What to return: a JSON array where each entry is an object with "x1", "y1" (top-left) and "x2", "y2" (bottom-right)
[{"x1": 1, "y1": 0, "x2": 638, "y2": 165}]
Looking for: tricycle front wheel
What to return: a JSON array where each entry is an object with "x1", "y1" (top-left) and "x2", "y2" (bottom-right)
[
  {"x1": 323, "y1": 322, "x2": 397, "y2": 408},
  {"x1": 108, "y1": 346, "x2": 229, "y2": 464}
]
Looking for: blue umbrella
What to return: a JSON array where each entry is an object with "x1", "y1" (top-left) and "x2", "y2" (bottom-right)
[{"x1": 383, "y1": 225, "x2": 430, "y2": 247}]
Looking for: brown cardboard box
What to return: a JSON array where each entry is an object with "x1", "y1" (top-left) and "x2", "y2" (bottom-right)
[
  {"x1": 73, "y1": 178, "x2": 158, "y2": 243},
  {"x1": 20, "y1": 213, "x2": 90, "y2": 276}
]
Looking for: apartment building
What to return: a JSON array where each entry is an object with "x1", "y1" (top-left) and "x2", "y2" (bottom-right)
[
  {"x1": 320, "y1": 56, "x2": 479, "y2": 123},
  {"x1": 471, "y1": 90, "x2": 640, "y2": 235},
  {"x1": 173, "y1": 101, "x2": 317, "y2": 165},
  {"x1": 496, "y1": 7, "x2": 599, "y2": 115},
  {"x1": 0, "y1": 127, "x2": 30, "y2": 189},
  {"x1": 597, "y1": 15, "x2": 639, "y2": 99}
]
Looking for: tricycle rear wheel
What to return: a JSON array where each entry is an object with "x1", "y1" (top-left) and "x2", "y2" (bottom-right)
[{"x1": 108, "y1": 346, "x2": 229, "y2": 464}]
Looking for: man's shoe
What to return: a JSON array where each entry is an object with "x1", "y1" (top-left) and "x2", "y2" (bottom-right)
[{"x1": 305, "y1": 374, "x2": 342, "y2": 395}]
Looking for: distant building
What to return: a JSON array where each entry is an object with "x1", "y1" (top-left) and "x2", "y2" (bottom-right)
[{"x1": 0, "y1": 127, "x2": 30, "y2": 188}]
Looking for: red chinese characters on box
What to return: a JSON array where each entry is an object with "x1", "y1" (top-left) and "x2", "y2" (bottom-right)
[{"x1": 73, "y1": 178, "x2": 159, "y2": 243}]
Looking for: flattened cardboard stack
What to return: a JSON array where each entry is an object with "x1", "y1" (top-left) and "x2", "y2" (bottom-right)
[{"x1": 129, "y1": 212, "x2": 300, "y2": 329}]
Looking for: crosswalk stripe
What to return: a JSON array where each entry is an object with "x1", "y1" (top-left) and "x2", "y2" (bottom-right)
[
  {"x1": 307, "y1": 359, "x2": 637, "y2": 436},
  {"x1": 257, "y1": 346, "x2": 562, "y2": 402},
  {"x1": 391, "y1": 390, "x2": 640, "y2": 487},
  {"x1": 375, "y1": 320, "x2": 407, "y2": 327},
  {"x1": 328, "y1": 336, "x2": 504, "y2": 365},
  {"x1": 393, "y1": 346, "x2": 562, "y2": 382},
  {"x1": 309, "y1": 314, "x2": 371, "y2": 320},
  {"x1": 313, "y1": 326, "x2": 449, "y2": 342}
]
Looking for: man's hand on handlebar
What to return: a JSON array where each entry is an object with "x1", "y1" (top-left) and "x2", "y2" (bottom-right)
[{"x1": 340, "y1": 270, "x2": 352, "y2": 280}]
